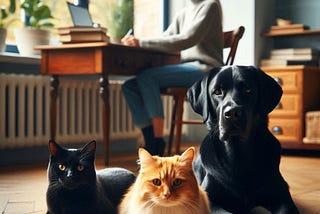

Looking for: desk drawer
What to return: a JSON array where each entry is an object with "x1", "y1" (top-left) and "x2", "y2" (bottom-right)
[
  {"x1": 270, "y1": 94, "x2": 300, "y2": 117},
  {"x1": 265, "y1": 71, "x2": 300, "y2": 92},
  {"x1": 268, "y1": 118, "x2": 301, "y2": 142},
  {"x1": 111, "y1": 55, "x2": 162, "y2": 74},
  {"x1": 107, "y1": 46, "x2": 179, "y2": 75}
]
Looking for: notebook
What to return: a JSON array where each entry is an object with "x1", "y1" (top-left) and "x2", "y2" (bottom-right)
[{"x1": 67, "y1": 2, "x2": 94, "y2": 27}]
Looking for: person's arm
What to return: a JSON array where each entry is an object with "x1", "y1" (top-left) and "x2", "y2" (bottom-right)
[
  {"x1": 121, "y1": 35, "x2": 140, "y2": 47},
  {"x1": 120, "y1": 8, "x2": 182, "y2": 47},
  {"x1": 140, "y1": 2, "x2": 218, "y2": 52}
]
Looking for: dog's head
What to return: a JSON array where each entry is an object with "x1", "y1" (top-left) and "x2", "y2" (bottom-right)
[{"x1": 187, "y1": 65, "x2": 282, "y2": 142}]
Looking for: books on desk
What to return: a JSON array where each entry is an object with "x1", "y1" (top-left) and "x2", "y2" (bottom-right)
[
  {"x1": 260, "y1": 48, "x2": 320, "y2": 67},
  {"x1": 59, "y1": 31, "x2": 110, "y2": 43},
  {"x1": 57, "y1": 26, "x2": 110, "y2": 44}
]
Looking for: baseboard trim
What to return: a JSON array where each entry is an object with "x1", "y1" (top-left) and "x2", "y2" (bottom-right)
[{"x1": 0, "y1": 138, "x2": 138, "y2": 166}]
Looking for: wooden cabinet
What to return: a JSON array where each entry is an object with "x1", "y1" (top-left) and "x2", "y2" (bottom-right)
[
  {"x1": 261, "y1": 65, "x2": 320, "y2": 150},
  {"x1": 262, "y1": 29, "x2": 320, "y2": 37}
]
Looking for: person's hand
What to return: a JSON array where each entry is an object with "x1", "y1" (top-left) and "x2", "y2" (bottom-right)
[{"x1": 121, "y1": 35, "x2": 140, "y2": 47}]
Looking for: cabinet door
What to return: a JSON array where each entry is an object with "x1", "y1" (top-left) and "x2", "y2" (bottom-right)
[
  {"x1": 269, "y1": 94, "x2": 300, "y2": 117},
  {"x1": 268, "y1": 118, "x2": 301, "y2": 142},
  {"x1": 265, "y1": 71, "x2": 301, "y2": 93}
]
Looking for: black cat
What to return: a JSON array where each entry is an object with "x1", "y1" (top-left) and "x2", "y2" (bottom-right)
[{"x1": 46, "y1": 140, "x2": 136, "y2": 214}]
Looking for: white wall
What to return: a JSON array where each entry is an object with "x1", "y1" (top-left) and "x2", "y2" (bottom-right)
[
  {"x1": 221, "y1": 0, "x2": 255, "y2": 65},
  {"x1": 222, "y1": 0, "x2": 275, "y2": 65}
]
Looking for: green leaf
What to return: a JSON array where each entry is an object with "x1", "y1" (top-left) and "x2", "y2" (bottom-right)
[
  {"x1": 29, "y1": 16, "x2": 37, "y2": 27},
  {"x1": 21, "y1": 2, "x2": 33, "y2": 16},
  {"x1": 38, "y1": 21, "x2": 53, "y2": 28},
  {"x1": 33, "y1": 5, "x2": 53, "y2": 20},
  {"x1": 1, "y1": 8, "x2": 8, "y2": 20},
  {"x1": 20, "y1": 0, "x2": 54, "y2": 28},
  {"x1": 9, "y1": 0, "x2": 16, "y2": 13}
]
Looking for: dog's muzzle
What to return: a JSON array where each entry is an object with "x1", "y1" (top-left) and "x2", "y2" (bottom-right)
[
  {"x1": 224, "y1": 106, "x2": 242, "y2": 121},
  {"x1": 218, "y1": 104, "x2": 248, "y2": 141}
]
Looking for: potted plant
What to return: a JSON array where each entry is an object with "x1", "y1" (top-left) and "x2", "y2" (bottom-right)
[
  {"x1": 0, "y1": 0, "x2": 16, "y2": 52},
  {"x1": 105, "y1": 0, "x2": 133, "y2": 43},
  {"x1": 14, "y1": 0, "x2": 54, "y2": 56}
]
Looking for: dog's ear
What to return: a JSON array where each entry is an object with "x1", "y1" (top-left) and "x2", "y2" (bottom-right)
[
  {"x1": 251, "y1": 66, "x2": 283, "y2": 115},
  {"x1": 187, "y1": 67, "x2": 221, "y2": 128}
]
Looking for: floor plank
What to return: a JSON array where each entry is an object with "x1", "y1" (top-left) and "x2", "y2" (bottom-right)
[{"x1": 0, "y1": 152, "x2": 319, "y2": 214}]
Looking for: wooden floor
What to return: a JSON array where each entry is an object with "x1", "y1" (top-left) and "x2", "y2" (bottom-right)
[{"x1": 0, "y1": 149, "x2": 319, "y2": 214}]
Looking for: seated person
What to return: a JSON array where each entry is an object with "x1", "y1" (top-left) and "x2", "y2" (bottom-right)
[{"x1": 121, "y1": 0, "x2": 224, "y2": 156}]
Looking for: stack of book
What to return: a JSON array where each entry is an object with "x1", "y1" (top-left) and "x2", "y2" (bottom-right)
[
  {"x1": 267, "y1": 23, "x2": 309, "y2": 35},
  {"x1": 57, "y1": 26, "x2": 110, "y2": 44},
  {"x1": 260, "y1": 48, "x2": 320, "y2": 67}
]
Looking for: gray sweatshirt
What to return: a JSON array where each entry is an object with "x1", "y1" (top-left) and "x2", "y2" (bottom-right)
[{"x1": 139, "y1": 0, "x2": 224, "y2": 72}]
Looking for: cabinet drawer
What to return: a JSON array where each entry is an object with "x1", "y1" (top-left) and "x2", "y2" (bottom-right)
[
  {"x1": 270, "y1": 94, "x2": 300, "y2": 117},
  {"x1": 268, "y1": 118, "x2": 301, "y2": 142},
  {"x1": 265, "y1": 71, "x2": 300, "y2": 92}
]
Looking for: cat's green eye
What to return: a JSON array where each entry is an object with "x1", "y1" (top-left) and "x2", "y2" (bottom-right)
[
  {"x1": 152, "y1": 178, "x2": 161, "y2": 186},
  {"x1": 173, "y1": 178, "x2": 182, "y2": 187},
  {"x1": 77, "y1": 165, "x2": 84, "y2": 171},
  {"x1": 58, "y1": 164, "x2": 66, "y2": 171}
]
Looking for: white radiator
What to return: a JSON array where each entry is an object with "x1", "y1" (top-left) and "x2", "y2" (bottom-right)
[{"x1": 0, "y1": 74, "x2": 174, "y2": 149}]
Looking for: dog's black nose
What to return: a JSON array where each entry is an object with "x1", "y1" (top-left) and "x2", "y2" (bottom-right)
[{"x1": 224, "y1": 106, "x2": 242, "y2": 120}]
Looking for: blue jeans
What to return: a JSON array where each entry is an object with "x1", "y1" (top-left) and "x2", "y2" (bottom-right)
[{"x1": 122, "y1": 64, "x2": 204, "y2": 127}]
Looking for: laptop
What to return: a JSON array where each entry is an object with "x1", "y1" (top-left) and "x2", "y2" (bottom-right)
[{"x1": 67, "y1": 2, "x2": 94, "y2": 27}]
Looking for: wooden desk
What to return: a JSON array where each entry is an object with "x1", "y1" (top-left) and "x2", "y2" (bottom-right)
[{"x1": 36, "y1": 42, "x2": 180, "y2": 165}]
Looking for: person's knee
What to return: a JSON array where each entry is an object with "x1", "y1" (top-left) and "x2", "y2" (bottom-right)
[
  {"x1": 121, "y1": 80, "x2": 129, "y2": 92},
  {"x1": 122, "y1": 79, "x2": 136, "y2": 94},
  {"x1": 136, "y1": 73, "x2": 157, "y2": 89}
]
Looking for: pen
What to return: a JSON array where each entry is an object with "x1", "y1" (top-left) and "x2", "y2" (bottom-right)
[{"x1": 125, "y1": 28, "x2": 133, "y2": 36}]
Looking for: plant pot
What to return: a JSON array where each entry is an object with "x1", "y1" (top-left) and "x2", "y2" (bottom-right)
[
  {"x1": 14, "y1": 27, "x2": 50, "y2": 56},
  {"x1": 110, "y1": 37, "x2": 122, "y2": 44},
  {"x1": 0, "y1": 28, "x2": 7, "y2": 52}
]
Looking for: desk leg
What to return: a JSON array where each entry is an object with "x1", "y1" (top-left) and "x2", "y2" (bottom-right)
[
  {"x1": 99, "y1": 76, "x2": 110, "y2": 165},
  {"x1": 50, "y1": 75, "x2": 59, "y2": 142}
]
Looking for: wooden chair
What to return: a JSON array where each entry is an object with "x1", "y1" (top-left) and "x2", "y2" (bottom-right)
[{"x1": 163, "y1": 26, "x2": 245, "y2": 155}]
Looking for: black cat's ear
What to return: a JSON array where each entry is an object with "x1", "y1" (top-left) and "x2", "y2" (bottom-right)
[
  {"x1": 81, "y1": 140, "x2": 96, "y2": 157},
  {"x1": 48, "y1": 139, "x2": 62, "y2": 157}
]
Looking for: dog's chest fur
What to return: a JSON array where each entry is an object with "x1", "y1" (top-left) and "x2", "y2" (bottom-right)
[{"x1": 198, "y1": 130, "x2": 274, "y2": 206}]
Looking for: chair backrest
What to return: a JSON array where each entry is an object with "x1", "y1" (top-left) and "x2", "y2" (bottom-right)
[{"x1": 223, "y1": 26, "x2": 245, "y2": 65}]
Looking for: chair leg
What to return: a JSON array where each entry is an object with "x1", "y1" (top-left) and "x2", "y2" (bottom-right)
[
  {"x1": 174, "y1": 96, "x2": 185, "y2": 155},
  {"x1": 167, "y1": 96, "x2": 178, "y2": 156}
]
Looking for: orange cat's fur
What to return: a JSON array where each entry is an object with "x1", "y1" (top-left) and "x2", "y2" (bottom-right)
[{"x1": 118, "y1": 147, "x2": 210, "y2": 214}]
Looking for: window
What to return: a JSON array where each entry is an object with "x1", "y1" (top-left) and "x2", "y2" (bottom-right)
[{"x1": 4, "y1": 0, "x2": 165, "y2": 45}]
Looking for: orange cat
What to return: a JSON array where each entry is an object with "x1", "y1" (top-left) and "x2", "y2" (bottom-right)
[{"x1": 118, "y1": 147, "x2": 210, "y2": 214}]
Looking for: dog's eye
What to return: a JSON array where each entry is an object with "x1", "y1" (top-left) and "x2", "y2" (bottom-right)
[
  {"x1": 213, "y1": 89, "x2": 222, "y2": 95},
  {"x1": 77, "y1": 165, "x2": 84, "y2": 171}
]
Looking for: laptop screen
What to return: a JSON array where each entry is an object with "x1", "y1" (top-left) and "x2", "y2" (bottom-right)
[{"x1": 67, "y1": 2, "x2": 93, "y2": 27}]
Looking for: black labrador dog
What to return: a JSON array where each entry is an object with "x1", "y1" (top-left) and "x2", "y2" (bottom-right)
[{"x1": 187, "y1": 66, "x2": 299, "y2": 214}]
